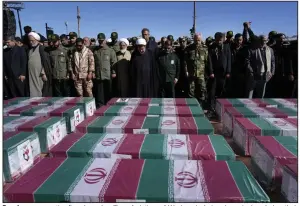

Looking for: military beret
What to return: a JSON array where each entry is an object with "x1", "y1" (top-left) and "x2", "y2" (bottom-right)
[
  {"x1": 111, "y1": 32, "x2": 118, "y2": 38},
  {"x1": 69, "y1": 32, "x2": 78, "y2": 38},
  {"x1": 167, "y1": 35, "x2": 174, "y2": 41},
  {"x1": 60, "y1": 34, "x2": 67, "y2": 40},
  {"x1": 269, "y1": 31, "x2": 277, "y2": 37},
  {"x1": 51, "y1": 34, "x2": 60, "y2": 42},
  {"x1": 214, "y1": 32, "x2": 223, "y2": 39},
  {"x1": 97, "y1": 33, "x2": 106, "y2": 40},
  {"x1": 226, "y1": 31, "x2": 234, "y2": 37}
]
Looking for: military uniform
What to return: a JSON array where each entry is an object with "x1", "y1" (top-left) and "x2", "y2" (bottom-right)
[
  {"x1": 129, "y1": 37, "x2": 137, "y2": 54},
  {"x1": 93, "y1": 33, "x2": 118, "y2": 107},
  {"x1": 48, "y1": 34, "x2": 70, "y2": 97},
  {"x1": 108, "y1": 32, "x2": 120, "y2": 53},
  {"x1": 184, "y1": 43, "x2": 210, "y2": 105},
  {"x1": 157, "y1": 50, "x2": 180, "y2": 98},
  {"x1": 69, "y1": 45, "x2": 95, "y2": 97}
]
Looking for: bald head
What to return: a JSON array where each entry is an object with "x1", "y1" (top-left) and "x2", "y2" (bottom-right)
[
  {"x1": 194, "y1": 33, "x2": 202, "y2": 45},
  {"x1": 83, "y1": 37, "x2": 90, "y2": 46}
]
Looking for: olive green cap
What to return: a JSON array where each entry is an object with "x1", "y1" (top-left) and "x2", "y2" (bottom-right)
[
  {"x1": 69, "y1": 32, "x2": 77, "y2": 38},
  {"x1": 50, "y1": 34, "x2": 60, "y2": 42},
  {"x1": 60, "y1": 34, "x2": 67, "y2": 40},
  {"x1": 269, "y1": 31, "x2": 277, "y2": 37},
  {"x1": 97, "y1": 33, "x2": 106, "y2": 40},
  {"x1": 206, "y1": 36, "x2": 213, "y2": 41},
  {"x1": 111, "y1": 32, "x2": 118, "y2": 38},
  {"x1": 226, "y1": 31, "x2": 233, "y2": 37},
  {"x1": 167, "y1": 35, "x2": 174, "y2": 41}
]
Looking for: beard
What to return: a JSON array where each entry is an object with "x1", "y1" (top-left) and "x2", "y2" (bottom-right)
[{"x1": 120, "y1": 49, "x2": 127, "y2": 53}]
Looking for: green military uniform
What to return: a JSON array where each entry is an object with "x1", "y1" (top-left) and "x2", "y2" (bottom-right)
[
  {"x1": 49, "y1": 34, "x2": 70, "y2": 97},
  {"x1": 108, "y1": 32, "x2": 120, "y2": 53},
  {"x1": 184, "y1": 43, "x2": 209, "y2": 105},
  {"x1": 93, "y1": 33, "x2": 118, "y2": 107},
  {"x1": 157, "y1": 50, "x2": 180, "y2": 97},
  {"x1": 205, "y1": 36, "x2": 214, "y2": 48}
]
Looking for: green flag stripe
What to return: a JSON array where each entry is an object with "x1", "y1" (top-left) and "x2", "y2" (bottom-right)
[
  {"x1": 147, "y1": 106, "x2": 162, "y2": 115},
  {"x1": 278, "y1": 107, "x2": 297, "y2": 115},
  {"x1": 33, "y1": 158, "x2": 92, "y2": 202},
  {"x1": 235, "y1": 107, "x2": 257, "y2": 116},
  {"x1": 67, "y1": 134, "x2": 105, "y2": 157},
  {"x1": 208, "y1": 135, "x2": 235, "y2": 160},
  {"x1": 193, "y1": 117, "x2": 214, "y2": 134},
  {"x1": 21, "y1": 105, "x2": 47, "y2": 116},
  {"x1": 136, "y1": 159, "x2": 170, "y2": 202},
  {"x1": 226, "y1": 161, "x2": 269, "y2": 202},
  {"x1": 248, "y1": 118, "x2": 280, "y2": 136},
  {"x1": 189, "y1": 106, "x2": 203, "y2": 117},
  {"x1": 142, "y1": 117, "x2": 160, "y2": 133},
  {"x1": 273, "y1": 136, "x2": 297, "y2": 156},
  {"x1": 139, "y1": 134, "x2": 166, "y2": 159},
  {"x1": 88, "y1": 116, "x2": 114, "y2": 133},
  {"x1": 104, "y1": 106, "x2": 122, "y2": 115}
]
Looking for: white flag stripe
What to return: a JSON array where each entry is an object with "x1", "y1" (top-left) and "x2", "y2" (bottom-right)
[
  {"x1": 4, "y1": 116, "x2": 38, "y2": 132},
  {"x1": 161, "y1": 116, "x2": 178, "y2": 134},
  {"x1": 4, "y1": 104, "x2": 29, "y2": 115},
  {"x1": 105, "y1": 116, "x2": 131, "y2": 133},
  {"x1": 21, "y1": 97, "x2": 44, "y2": 104},
  {"x1": 265, "y1": 118, "x2": 297, "y2": 136},
  {"x1": 237, "y1": 99, "x2": 258, "y2": 107},
  {"x1": 92, "y1": 134, "x2": 125, "y2": 158},
  {"x1": 34, "y1": 104, "x2": 62, "y2": 116},
  {"x1": 54, "y1": 97, "x2": 75, "y2": 105},
  {"x1": 163, "y1": 98, "x2": 175, "y2": 105},
  {"x1": 167, "y1": 134, "x2": 189, "y2": 160},
  {"x1": 273, "y1": 99, "x2": 296, "y2": 106},
  {"x1": 119, "y1": 105, "x2": 138, "y2": 116},
  {"x1": 246, "y1": 106, "x2": 275, "y2": 117},
  {"x1": 69, "y1": 158, "x2": 118, "y2": 202},
  {"x1": 173, "y1": 160, "x2": 204, "y2": 202},
  {"x1": 162, "y1": 106, "x2": 177, "y2": 116},
  {"x1": 128, "y1": 98, "x2": 142, "y2": 104}
]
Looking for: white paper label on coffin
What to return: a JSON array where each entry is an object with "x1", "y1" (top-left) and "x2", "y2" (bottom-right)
[
  {"x1": 86, "y1": 101, "x2": 96, "y2": 117},
  {"x1": 17, "y1": 139, "x2": 34, "y2": 173},
  {"x1": 110, "y1": 153, "x2": 132, "y2": 159},
  {"x1": 47, "y1": 121, "x2": 65, "y2": 150},
  {"x1": 30, "y1": 135, "x2": 41, "y2": 161},
  {"x1": 70, "y1": 111, "x2": 85, "y2": 132},
  {"x1": 133, "y1": 129, "x2": 149, "y2": 134},
  {"x1": 116, "y1": 98, "x2": 129, "y2": 103}
]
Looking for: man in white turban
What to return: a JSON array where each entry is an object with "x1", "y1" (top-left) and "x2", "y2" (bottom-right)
[
  {"x1": 112, "y1": 38, "x2": 131, "y2": 97},
  {"x1": 27, "y1": 32, "x2": 52, "y2": 97},
  {"x1": 130, "y1": 38, "x2": 159, "y2": 97}
]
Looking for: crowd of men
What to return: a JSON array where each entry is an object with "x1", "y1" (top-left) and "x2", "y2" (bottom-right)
[{"x1": 3, "y1": 22, "x2": 298, "y2": 117}]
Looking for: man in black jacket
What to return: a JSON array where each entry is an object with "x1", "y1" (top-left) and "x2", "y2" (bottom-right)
[
  {"x1": 207, "y1": 32, "x2": 231, "y2": 114},
  {"x1": 157, "y1": 40, "x2": 180, "y2": 98},
  {"x1": 245, "y1": 35, "x2": 275, "y2": 98},
  {"x1": 3, "y1": 36, "x2": 28, "y2": 98}
]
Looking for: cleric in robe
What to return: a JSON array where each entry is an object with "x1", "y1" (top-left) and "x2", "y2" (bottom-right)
[{"x1": 130, "y1": 38, "x2": 159, "y2": 97}]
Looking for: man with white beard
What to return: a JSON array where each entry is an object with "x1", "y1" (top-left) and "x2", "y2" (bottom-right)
[
  {"x1": 130, "y1": 38, "x2": 159, "y2": 97},
  {"x1": 112, "y1": 38, "x2": 131, "y2": 97},
  {"x1": 27, "y1": 32, "x2": 52, "y2": 97}
]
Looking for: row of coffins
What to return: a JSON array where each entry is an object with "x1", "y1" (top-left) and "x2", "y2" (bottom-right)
[{"x1": 217, "y1": 98, "x2": 298, "y2": 203}]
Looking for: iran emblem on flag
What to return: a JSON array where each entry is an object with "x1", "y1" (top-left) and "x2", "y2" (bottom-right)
[
  {"x1": 101, "y1": 138, "x2": 118, "y2": 146},
  {"x1": 112, "y1": 119, "x2": 124, "y2": 125},
  {"x1": 84, "y1": 168, "x2": 107, "y2": 184},
  {"x1": 273, "y1": 120, "x2": 287, "y2": 126},
  {"x1": 175, "y1": 171, "x2": 198, "y2": 188},
  {"x1": 164, "y1": 107, "x2": 174, "y2": 111},
  {"x1": 162, "y1": 120, "x2": 176, "y2": 126},
  {"x1": 168, "y1": 139, "x2": 185, "y2": 148},
  {"x1": 123, "y1": 106, "x2": 133, "y2": 111}
]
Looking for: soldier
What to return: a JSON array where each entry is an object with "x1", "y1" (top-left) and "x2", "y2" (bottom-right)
[
  {"x1": 60, "y1": 34, "x2": 69, "y2": 47},
  {"x1": 109, "y1": 32, "x2": 120, "y2": 53},
  {"x1": 205, "y1": 36, "x2": 214, "y2": 49},
  {"x1": 68, "y1": 32, "x2": 78, "y2": 46},
  {"x1": 207, "y1": 32, "x2": 231, "y2": 116},
  {"x1": 184, "y1": 33, "x2": 211, "y2": 107},
  {"x1": 129, "y1": 36, "x2": 137, "y2": 54},
  {"x1": 167, "y1": 35, "x2": 174, "y2": 43},
  {"x1": 69, "y1": 38, "x2": 95, "y2": 97},
  {"x1": 90, "y1": 38, "x2": 96, "y2": 46},
  {"x1": 267, "y1": 31, "x2": 277, "y2": 48},
  {"x1": 83, "y1": 37, "x2": 91, "y2": 47},
  {"x1": 224, "y1": 31, "x2": 234, "y2": 46},
  {"x1": 93, "y1": 33, "x2": 117, "y2": 107},
  {"x1": 149, "y1": 36, "x2": 156, "y2": 42},
  {"x1": 49, "y1": 34, "x2": 70, "y2": 97},
  {"x1": 160, "y1": 36, "x2": 167, "y2": 48},
  {"x1": 157, "y1": 40, "x2": 180, "y2": 98},
  {"x1": 175, "y1": 36, "x2": 188, "y2": 97}
]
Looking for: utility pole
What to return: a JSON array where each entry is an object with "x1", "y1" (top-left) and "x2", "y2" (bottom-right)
[
  {"x1": 65, "y1": 21, "x2": 68, "y2": 34},
  {"x1": 4, "y1": 1, "x2": 24, "y2": 37},
  {"x1": 45, "y1": 23, "x2": 48, "y2": 36},
  {"x1": 193, "y1": 1, "x2": 196, "y2": 33},
  {"x1": 77, "y1": 6, "x2": 81, "y2": 37}
]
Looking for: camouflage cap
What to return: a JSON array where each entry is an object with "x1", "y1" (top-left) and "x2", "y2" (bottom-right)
[
  {"x1": 60, "y1": 34, "x2": 67, "y2": 40},
  {"x1": 226, "y1": 31, "x2": 234, "y2": 37},
  {"x1": 69, "y1": 32, "x2": 78, "y2": 38},
  {"x1": 97, "y1": 33, "x2": 106, "y2": 40},
  {"x1": 111, "y1": 32, "x2": 118, "y2": 38},
  {"x1": 51, "y1": 34, "x2": 60, "y2": 42},
  {"x1": 167, "y1": 35, "x2": 174, "y2": 41}
]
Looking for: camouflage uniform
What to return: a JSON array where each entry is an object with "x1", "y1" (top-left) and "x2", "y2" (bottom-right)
[
  {"x1": 69, "y1": 46, "x2": 95, "y2": 97},
  {"x1": 184, "y1": 43, "x2": 210, "y2": 104}
]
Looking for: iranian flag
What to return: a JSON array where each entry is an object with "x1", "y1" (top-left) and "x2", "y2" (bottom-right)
[
  {"x1": 21, "y1": 105, "x2": 85, "y2": 133},
  {"x1": 95, "y1": 105, "x2": 204, "y2": 117},
  {"x1": 107, "y1": 98, "x2": 200, "y2": 106},
  {"x1": 76, "y1": 116, "x2": 214, "y2": 135},
  {"x1": 4, "y1": 104, "x2": 32, "y2": 116},
  {"x1": 4, "y1": 158, "x2": 270, "y2": 203},
  {"x1": 263, "y1": 98, "x2": 297, "y2": 108},
  {"x1": 50, "y1": 133, "x2": 235, "y2": 161},
  {"x1": 232, "y1": 117, "x2": 297, "y2": 156},
  {"x1": 3, "y1": 132, "x2": 41, "y2": 182},
  {"x1": 251, "y1": 136, "x2": 297, "y2": 190},
  {"x1": 4, "y1": 116, "x2": 68, "y2": 153},
  {"x1": 4, "y1": 97, "x2": 51, "y2": 106},
  {"x1": 281, "y1": 164, "x2": 298, "y2": 203},
  {"x1": 223, "y1": 106, "x2": 297, "y2": 136}
]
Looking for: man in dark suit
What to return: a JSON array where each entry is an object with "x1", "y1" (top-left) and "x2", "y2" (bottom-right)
[
  {"x1": 207, "y1": 32, "x2": 231, "y2": 116},
  {"x1": 3, "y1": 36, "x2": 27, "y2": 98},
  {"x1": 141, "y1": 28, "x2": 158, "y2": 53},
  {"x1": 245, "y1": 35, "x2": 275, "y2": 98}
]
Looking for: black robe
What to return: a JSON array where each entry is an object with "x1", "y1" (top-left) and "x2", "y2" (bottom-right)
[
  {"x1": 130, "y1": 49, "x2": 160, "y2": 98},
  {"x1": 39, "y1": 45, "x2": 53, "y2": 97}
]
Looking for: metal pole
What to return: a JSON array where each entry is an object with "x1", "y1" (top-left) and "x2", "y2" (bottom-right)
[
  {"x1": 77, "y1": 6, "x2": 80, "y2": 37},
  {"x1": 193, "y1": 1, "x2": 196, "y2": 33},
  {"x1": 16, "y1": 9, "x2": 23, "y2": 37},
  {"x1": 45, "y1": 23, "x2": 48, "y2": 37}
]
